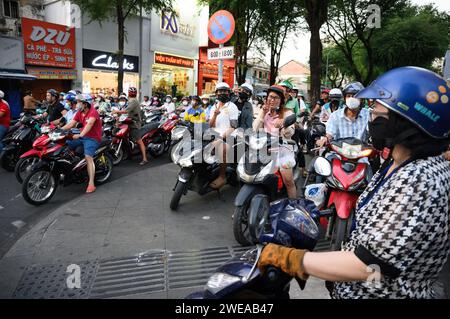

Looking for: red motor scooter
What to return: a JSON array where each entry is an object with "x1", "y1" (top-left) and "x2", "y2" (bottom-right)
[
  {"x1": 143, "y1": 113, "x2": 179, "y2": 158},
  {"x1": 14, "y1": 123, "x2": 55, "y2": 183},
  {"x1": 304, "y1": 137, "x2": 376, "y2": 250}
]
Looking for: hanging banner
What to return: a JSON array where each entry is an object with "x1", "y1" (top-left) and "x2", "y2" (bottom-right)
[{"x1": 22, "y1": 18, "x2": 76, "y2": 69}]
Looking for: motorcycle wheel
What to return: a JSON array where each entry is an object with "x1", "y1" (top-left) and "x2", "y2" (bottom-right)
[
  {"x1": 233, "y1": 204, "x2": 254, "y2": 247},
  {"x1": 94, "y1": 154, "x2": 113, "y2": 185},
  {"x1": 15, "y1": 156, "x2": 40, "y2": 184},
  {"x1": 110, "y1": 143, "x2": 124, "y2": 165},
  {"x1": 22, "y1": 168, "x2": 58, "y2": 206},
  {"x1": 0, "y1": 149, "x2": 18, "y2": 172},
  {"x1": 170, "y1": 181, "x2": 185, "y2": 211},
  {"x1": 148, "y1": 142, "x2": 166, "y2": 158},
  {"x1": 330, "y1": 216, "x2": 350, "y2": 251}
]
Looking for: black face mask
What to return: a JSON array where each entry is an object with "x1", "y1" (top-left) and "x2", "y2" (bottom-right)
[
  {"x1": 217, "y1": 94, "x2": 230, "y2": 103},
  {"x1": 238, "y1": 92, "x2": 249, "y2": 101},
  {"x1": 368, "y1": 117, "x2": 393, "y2": 151}
]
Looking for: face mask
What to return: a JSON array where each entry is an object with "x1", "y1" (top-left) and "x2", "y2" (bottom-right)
[
  {"x1": 76, "y1": 103, "x2": 83, "y2": 111},
  {"x1": 368, "y1": 116, "x2": 392, "y2": 151},
  {"x1": 238, "y1": 92, "x2": 249, "y2": 101},
  {"x1": 346, "y1": 97, "x2": 361, "y2": 110},
  {"x1": 166, "y1": 99, "x2": 171, "y2": 103},
  {"x1": 217, "y1": 94, "x2": 230, "y2": 103},
  {"x1": 182, "y1": 101, "x2": 189, "y2": 106},
  {"x1": 153, "y1": 97, "x2": 158, "y2": 101},
  {"x1": 202, "y1": 100, "x2": 209, "y2": 105},
  {"x1": 119, "y1": 101, "x2": 126, "y2": 107}
]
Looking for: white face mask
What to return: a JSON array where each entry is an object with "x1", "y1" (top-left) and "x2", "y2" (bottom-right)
[
  {"x1": 346, "y1": 97, "x2": 361, "y2": 110},
  {"x1": 202, "y1": 100, "x2": 209, "y2": 105},
  {"x1": 119, "y1": 101, "x2": 126, "y2": 107},
  {"x1": 166, "y1": 99, "x2": 171, "y2": 103},
  {"x1": 76, "y1": 103, "x2": 83, "y2": 110},
  {"x1": 182, "y1": 101, "x2": 189, "y2": 106}
]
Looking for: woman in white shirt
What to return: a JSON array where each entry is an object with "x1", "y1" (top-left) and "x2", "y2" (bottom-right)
[{"x1": 209, "y1": 82, "x2": 239, "y2": 189}]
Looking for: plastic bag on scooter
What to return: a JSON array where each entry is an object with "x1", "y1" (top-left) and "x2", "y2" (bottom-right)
[{"x1": 305, "y1": 183, "x2": 328, "y2": 210}]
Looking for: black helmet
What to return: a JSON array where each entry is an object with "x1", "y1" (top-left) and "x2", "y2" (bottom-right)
[
  {"x1": 343, "y1": 82, "x2": 365, "y2": 95},
  {"x1": 47, "y1": 89, "x2": 59, "y2": 98}
]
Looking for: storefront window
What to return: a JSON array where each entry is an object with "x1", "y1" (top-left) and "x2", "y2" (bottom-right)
[
  {"x1": 152, "y1": 65, "x2": 194, "y2": 97},
  {"x1": 82, "y1": 69, "x2": 139, "y2": 96}
]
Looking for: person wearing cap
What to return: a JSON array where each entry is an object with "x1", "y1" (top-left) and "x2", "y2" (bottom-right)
[
  {"x1": 253, "y1": 85, "x2": 297, "y2": 199},
  {"x1": 257, "y1": 67, "x2": 450, "y2": 299},
  {"x1": 0, "y1": 90, "x2": 11, "y2": 153},
  {"x1": 141, "y1": 96, "x2": 151, "y2": 108},
  {"x1": 235, "y1": 83, "x2": 254, "y2": 130},
  {"x1": 41, "y1": 89, "x2": 65, "y2": 125},
  {"x1": 209, "y1": 82, "x2": 240, "y2": 189},
  {"x1": 316, "y1": 85, "x2": 370, "y2": 148},
  {"x1": 319, "y1": 88, "x2": 344, "y2": 123},
  {"x1": 280, "y1": 80, "x2": 300, "y2": 116},
  {"x1": 117, "y1": 95, "x2": 128, "y2": 110},
  {"x1": 310, "y1": 88, "x2": 331, "y2": 119},
  {"x1": 59, "y1": 92, "x2": 66, "y2": 102},
  {"x1": 176, "y1": 96, "x2": 191, "y2": 116},
  {"x1": 112, "y1": 87, "x2": 149, "y2": 166},
  {"x1": 62, "y1": 93, "x2": 103, "y2": 193},
  {"x1": 61, "y1": 92, "x2": 78, "y2": 123},
  {"x1": 201, "y1": 95, "x2": 214, "y2": 121},
  {"x1": 184, "y1": 96, "x2": 206, "y2": 124}
]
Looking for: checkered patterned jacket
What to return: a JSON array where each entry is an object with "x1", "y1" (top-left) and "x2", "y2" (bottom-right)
[{"x1": 333, "y1": 155, "x2": 450, "y2": 299}]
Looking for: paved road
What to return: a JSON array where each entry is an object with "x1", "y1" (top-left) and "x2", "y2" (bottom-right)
[{"x1": 0, "y1": 156, "x2": 169, "y2": 259}]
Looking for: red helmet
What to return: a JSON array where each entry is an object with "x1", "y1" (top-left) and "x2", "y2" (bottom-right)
[
  {"x1": 128, "y1": 87, "x2": 137, "y2": 97},
  {"x1": 321, "y1": 88, "x2": 331, "y2": 94},
  {"x1": 267, "y1": 85, "x2": 287, "y2": 105}
]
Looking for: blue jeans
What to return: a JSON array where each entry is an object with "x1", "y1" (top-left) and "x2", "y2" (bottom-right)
[
  {"x1": 67, "y1": 137, "x2": 100, "y2": 157},
  {"x1": 0, "y1": 125, "x2": 8, "y2": 154}
]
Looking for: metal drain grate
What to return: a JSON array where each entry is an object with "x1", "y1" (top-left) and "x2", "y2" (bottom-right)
[
  {"x1": 13, "y1": 261, "x2": 98, "y2": 299},
  {"x1": 89, "y1": 252, "x2": 166, "y2": 299},
  {"x1": 13, "y1": 241, "x2": 330, "y2": 299}
]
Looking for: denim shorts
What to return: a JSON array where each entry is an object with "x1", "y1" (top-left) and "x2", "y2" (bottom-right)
[{"x1": 67, "y1": 137, "x2": 100, "y2": 157}]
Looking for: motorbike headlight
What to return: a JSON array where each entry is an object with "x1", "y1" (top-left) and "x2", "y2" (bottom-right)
[
  {"x1": 237, "y1": 157, "x2": 254, "y2": 183},
  {"x1": 179, "y1": 157, "x2": 193, "y2": 167},
  {"x1": 254, "y1": 161, "x2": 276, "y2": 183},
  {"x1": 49, "y1": 132, "x2": 64, "y2": 142},
  {"x1": 249, "y1": 134, "x2": 267, "y2": 151},
  {"x1": 206, "y1": 273, "x2": 241, "y2": 295},
  {"x1": 314, "y1": 157, "x2": 332, "y2": 177},
  {"x1": 171, "y1": 127, "x2": 188, "y2": 141},
  {"x1": 41, "y1": 126, "x2": 50, "y2": 134}
]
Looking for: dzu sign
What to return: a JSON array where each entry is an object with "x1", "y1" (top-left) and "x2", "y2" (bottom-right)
[{"x1": 22, "y1": 18, "x2": 76, "y2": 69}]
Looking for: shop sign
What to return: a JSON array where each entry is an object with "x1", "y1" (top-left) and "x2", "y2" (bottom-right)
[
  {"x1": 154, "y1": 52, "x2": 194, "y2": 69},
  {"x1": 0, "y1": 37, "x2": 25, "y2": 71},
  {"x1": 22, "y1": 18, "x2": 76, "y2": 69},
  {"x1": 83, "y1": 49, "x2": 139, "y2": 73},
  {"x1": 160, "y1": 9, "x2": 196, "y2": 39},
  {"x1": 28, "y1": 67, "x2": 77, "y2": 80}
]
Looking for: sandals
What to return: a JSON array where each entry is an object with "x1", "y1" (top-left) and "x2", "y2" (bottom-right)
[
  {"x1": 139, "y1": 160, "x2": 149, "y2": 166},
  {"x1": 86, "y1": 185, "x2": 96, "y2": 194}
]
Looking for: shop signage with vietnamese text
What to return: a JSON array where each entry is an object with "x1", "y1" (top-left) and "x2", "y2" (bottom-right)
[
  {"x1": 22, "y1": 18, "x2": 76, "y2": 69},
  {"x1": 154, "y1": 53, "x2": 194, "y2": 69},
  {"x1": 27, "y1": 67, "x2": 77, "y2": 80}
]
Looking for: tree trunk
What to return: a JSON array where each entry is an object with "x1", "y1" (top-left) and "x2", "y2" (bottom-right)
[
  {"x1": 309, "y1": 22, "x2": 322, "y2": 104},
  {"x1": 117, "y1": 3, "x2": 125, "y2": 95}
]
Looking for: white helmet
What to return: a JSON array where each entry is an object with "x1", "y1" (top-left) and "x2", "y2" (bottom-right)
[
  {"x1": 240, "y1": 83, "x2": 254, "y2": 95},
  {"x1": 0, "y1": 90, "x2": 4, "y2": 99},
  {"x1": 215, "y1": 82, "x2": 230, "y2": 92},
  {"x1": 329, "y1": 88, "x2": 343, "y2": 101}
]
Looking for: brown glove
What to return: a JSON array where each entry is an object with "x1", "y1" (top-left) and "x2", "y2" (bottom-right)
[{"x1": 257, "y1": 243, "x2": 309, "y2": 281}]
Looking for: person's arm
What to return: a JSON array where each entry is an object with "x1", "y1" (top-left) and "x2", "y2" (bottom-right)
[
  {"x1": 303, "y1": 251, "x2": 376, "y2": 282},
  {"x1": 310, "y1": 103, "x2": 321, "y2": 117},
  {"x1": 209, "y1": 105, "x2": 219, "y2": 128},
  {"x1": 61, "y1": 119, "x2": 77, "y2": 131},
  {"x1": 79, "y1": 117, "x2": 96, "y2": 137},
  {"x1": 245, "y1": 103, "x2": 254, "y2": 129},
  {"x1": 252, "y1": 106, "x2": 267, "y2": 131}
]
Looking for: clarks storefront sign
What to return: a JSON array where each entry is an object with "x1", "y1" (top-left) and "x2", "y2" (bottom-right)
[{"x1": 82, "y1": 49, "x2": 139, "y2": 73}]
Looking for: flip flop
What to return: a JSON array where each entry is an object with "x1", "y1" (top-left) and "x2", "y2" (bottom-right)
[
  {"x1": 86, "y1": 185, "x2": 96, "y2": 194},
  {"x1": 139, "y1": 160, "x2": 149, "y2": 166}
]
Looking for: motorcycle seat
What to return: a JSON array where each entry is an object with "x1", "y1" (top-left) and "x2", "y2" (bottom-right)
[
  {"x1": 99, "y1": 138, "x2": 111, "y2": 148},
  {"x1": 141, "y1": 122, "x2": 159, "y2": 135}
]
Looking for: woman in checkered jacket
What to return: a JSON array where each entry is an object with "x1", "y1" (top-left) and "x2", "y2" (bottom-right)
[{"x1": 256, "y1": 67, "x2": 450, "y2": 299}]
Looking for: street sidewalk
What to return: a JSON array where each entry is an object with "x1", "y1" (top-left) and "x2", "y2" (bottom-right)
[{"x1": 0, "y1": 158, "x2": 329, "y2": 299}]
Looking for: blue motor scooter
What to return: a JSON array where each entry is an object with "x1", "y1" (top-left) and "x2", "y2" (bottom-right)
[{"x1": 186, "y1": 196, "x2": 323, "y2": 299}]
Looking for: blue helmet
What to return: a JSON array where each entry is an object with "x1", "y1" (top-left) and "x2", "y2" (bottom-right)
[
  {"x1": 356, "y1": 66, "x2": 450, "y2": 139},
  {"x1": 65, "y1": 92, "x2": 77, "y2": 103}
]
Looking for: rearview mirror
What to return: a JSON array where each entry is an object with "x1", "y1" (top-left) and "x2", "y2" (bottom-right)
[{"x1": 283, "y1": 114, "x2": 297, "y2": 128}]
